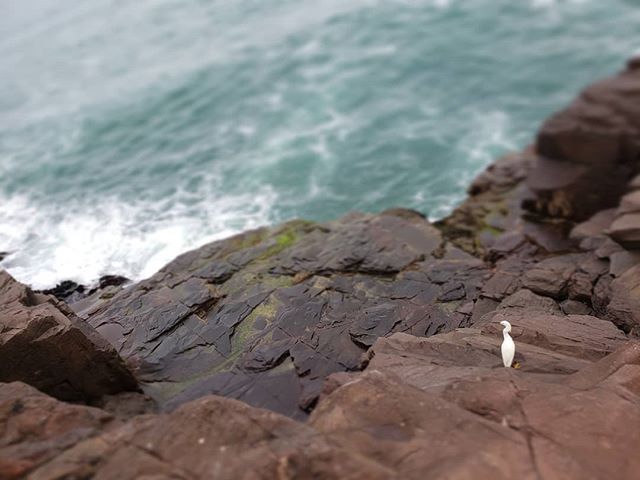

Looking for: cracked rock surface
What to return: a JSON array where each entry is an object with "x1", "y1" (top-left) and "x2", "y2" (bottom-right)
[
  {"x1": 3, "y1": 60, "x2": 640, "y2": 479},
  {"x1": 82, "y1": 213, "x2": 488, "y2": 418}
]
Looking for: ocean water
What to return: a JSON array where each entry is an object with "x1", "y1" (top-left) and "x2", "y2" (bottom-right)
[{"x1": 1, "y1": 0, "x2": 638, "y2": 288}]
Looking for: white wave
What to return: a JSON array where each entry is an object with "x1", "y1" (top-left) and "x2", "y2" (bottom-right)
[{"x1": 0, "y1": 187, "x2": 277, "y2": 289}]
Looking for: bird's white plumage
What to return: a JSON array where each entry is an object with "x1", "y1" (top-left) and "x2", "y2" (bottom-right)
[{"x1": 499, "y1": 320, "x2": 515, "y2": 368}]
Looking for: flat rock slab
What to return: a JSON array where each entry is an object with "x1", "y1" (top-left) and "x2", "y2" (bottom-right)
[
  {"x1": 0, "y1": 271, "x2": 137, "y2": 402},
  {"x1": 311, "y1": 352, "x2": 640, "y2": 480}
]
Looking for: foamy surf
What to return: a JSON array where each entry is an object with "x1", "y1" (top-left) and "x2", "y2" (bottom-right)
[{"x1": 0, "y1": 188, "x2": 277, "y2": 289}]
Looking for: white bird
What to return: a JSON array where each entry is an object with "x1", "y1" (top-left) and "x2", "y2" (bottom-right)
[{"x1": 500, "y1": 320, "x2": 515, "y2": 368}]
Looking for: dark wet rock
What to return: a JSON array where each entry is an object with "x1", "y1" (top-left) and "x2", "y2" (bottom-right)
[
  {"x1": 437, "y1": 150, "x2": 538, "y2": 259},
  {"x1": 271, "y1": 213, "x2": 442, "y2": 275},
  {"x1": 40, "y1": 279, "x2": 85, "y2": 303},
  {"x1": 0, "y1": 271, "x2": 138, "y2": 402},
  {"x1": 84, "y1": 214, "x2": 488, "y2": 417},
  {"x1": 68, "y1": 284, "x2": 127, "y2": 319},
  {"x1": 97, "y1": 274, "x2": 130, "y2": 289},
  {"x1": 97, "y1": 391, "x2": 157, "y2": 419},
  {"x1": 37, "y1": 275, "x2": 131, "y2": 306}
]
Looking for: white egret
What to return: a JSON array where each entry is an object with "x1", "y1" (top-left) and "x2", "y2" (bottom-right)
[{"x1": 499, "y1": 320, "x2": 515, "y2": 368}]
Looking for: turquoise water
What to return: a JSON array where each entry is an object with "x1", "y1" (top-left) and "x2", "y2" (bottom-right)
[{"x1": 1, "y1": 0, "x2": 638, "y2": 288}]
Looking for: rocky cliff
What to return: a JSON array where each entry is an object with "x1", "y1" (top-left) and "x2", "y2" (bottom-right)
[{"x1": 2, "y1": 60, "x2": 640, "y2": 479}]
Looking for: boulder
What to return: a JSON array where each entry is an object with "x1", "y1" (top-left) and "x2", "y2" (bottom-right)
[
  {"x1": 0, "y1": 271, "x2": 138, "y2": 402},
  {"x1": 529, "y1": 62, "x2": 640, "y2": 221}
]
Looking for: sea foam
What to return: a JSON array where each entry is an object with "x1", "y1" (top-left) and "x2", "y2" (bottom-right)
[{"x1": 0, "y1": 187, "x2": 276, "y2": 289}]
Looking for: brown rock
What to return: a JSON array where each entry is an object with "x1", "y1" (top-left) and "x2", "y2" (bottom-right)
[
  {"x1": 521, "y1": 254, "x2": 583, "y2": 299},
  {"x1": 3, "y1": 382, "x2": 390, "y2": 480},
  {"x1": 560, "y1": 299, "x2": 592, "y2": 316},
  {"x1": 570, "y1": 208, "x2": 616, "y2": 242},
  {"x1": 608, "y1": 212, "x2": 640, "y2": 248},
  {"x1": 480, "y1": 310, "x2": 626, "y2": 361},
  {"x1": 310, "y1": 371, "x2": 537, "y2": 480},
  {"x1": 604, "y1": 263, "x2": 640, "y2": 334},
  {"x1": 609, "y1": 249, "x2": 640, "y2": 277},
  {"x1": 567, "y1": 341, "x2": 640, "y2": 390},
  {"x1": 530, "y1": 63, "x2": 640, "y2": 221},
  {"x1": 617, "y1": 190, "x2": 640, "y2": 214},
  {"x1": 497, "y1": 289, "x2": 560, "y2": 314},
  {"x1": 0, "y1": 271, "x2": 138, "y2": 402},
  {"x1": 0, "y1": 382, "x2": 114, "y2": 480}
]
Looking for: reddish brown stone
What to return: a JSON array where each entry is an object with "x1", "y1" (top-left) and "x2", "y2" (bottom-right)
[{"x1": 0, "y1": 271, "x2": 138, "y2": 402}]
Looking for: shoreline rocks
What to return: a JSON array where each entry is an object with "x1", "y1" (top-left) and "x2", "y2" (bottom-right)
[{"x1": 3, "y1": 59, "x2": 640, "y2": 478}]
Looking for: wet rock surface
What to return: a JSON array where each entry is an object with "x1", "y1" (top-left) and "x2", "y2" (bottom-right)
[
  {"x1": 82, "y1": 213, "x2": 489, "y2": 417},
  {"x1": 3, "y1": 60, "x2": 640, "y2": 478}
]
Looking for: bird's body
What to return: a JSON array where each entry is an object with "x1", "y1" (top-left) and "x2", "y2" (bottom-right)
[{"x1": 500, "y1": 320, "x2": 515, "y2": 368}]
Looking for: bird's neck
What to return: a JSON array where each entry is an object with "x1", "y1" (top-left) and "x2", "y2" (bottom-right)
[{"x1": 503, "y1": 330, "x2": 511, "y2": 339}]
